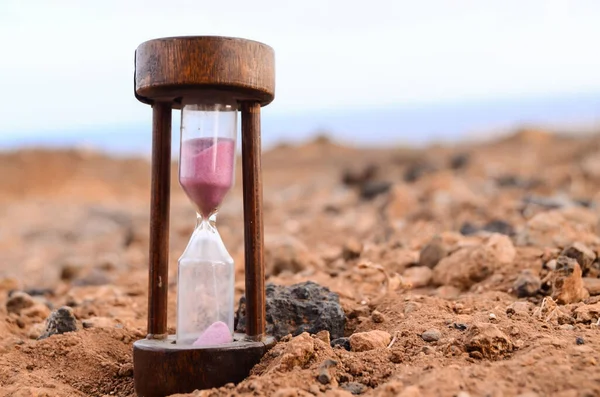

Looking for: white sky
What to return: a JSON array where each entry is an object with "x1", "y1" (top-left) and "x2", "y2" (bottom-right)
[{"x1": 1, "y1": 0, "x2": 600, "y2": 132}]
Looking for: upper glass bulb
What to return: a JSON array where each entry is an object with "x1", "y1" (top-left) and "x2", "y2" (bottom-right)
[{"x1": 179, "y1": 98, "x2": 238, "y2": 218}]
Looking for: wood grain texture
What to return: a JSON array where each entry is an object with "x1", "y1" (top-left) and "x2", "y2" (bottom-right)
[
  {"x1": 241, "y1": 102, "x2": 266, "y2": 339},
  {"x1": 135, "y1": 36, "x2": 275, "y2": 108},
  {"x1": 147, "y1": 102, "x2": 171, "y2": 339},
  {"x1": 133, "y1": 335, "x2": 276, "y2": 397}
]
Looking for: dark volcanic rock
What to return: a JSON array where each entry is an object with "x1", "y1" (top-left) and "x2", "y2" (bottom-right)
[
  {"x1": 38, "y1": 306, "x2": 78, "y2": 340},
  {"x1": 331, "y1": 337, "x2": 351, "y2": 351},
  {"x1": 235, "y1": 281, "x2": 345, "y2": 340},
  {"x1": 512, "y1": 269, "x2": 541, "y2": 298},
  {"x1": 483, "y1": 220, "x2": 515, "y2": 236},
  {"x1": 359, "y1": 181, "x2": 391, "y2": 200}
]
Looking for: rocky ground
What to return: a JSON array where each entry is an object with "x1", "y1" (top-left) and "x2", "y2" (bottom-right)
[{"x1": 0, "y1": 129, "x2": 600, "y2": 397}]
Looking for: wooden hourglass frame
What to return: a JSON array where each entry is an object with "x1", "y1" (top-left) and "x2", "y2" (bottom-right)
[{"x1": 132, "y1": 36, "x2": 275, "y2": 397}]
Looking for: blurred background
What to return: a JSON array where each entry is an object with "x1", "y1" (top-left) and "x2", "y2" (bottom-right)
[{"x1": 2, "y1": 0, "x2": 600, "y2": 155}]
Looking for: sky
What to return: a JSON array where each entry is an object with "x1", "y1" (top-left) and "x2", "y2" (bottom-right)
[{"x1": 1, "y1": 0, "x2": 600, "y2": 136}]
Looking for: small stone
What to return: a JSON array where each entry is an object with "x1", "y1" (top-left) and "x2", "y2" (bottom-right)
[
  {"x1": 460, "y1": 222, "x2": 479, "y2": 236},
  {"x1": 342, "y1": 239, "x2": 363, "y2": 261},
  {"x1": 482, "y1": 220, "x2": 515, "y2": 236},
  {"x1": 450, "y1": 153, "x2": 470, "y2": 170},
  {"x1": 371, "y1": 310, "x2": 386, "y2": 323},
  {"x1": 72, "y1": 269, "x2": 111, "y2": 287},
  {"x1": 349, "y1": 330, "x2": 392, "y2": 352},
  {"x1": 506, "y1": 301, "x2": 531, "y2": 316},
  {"x1": 348, "y1": 306, "x2": 371, "y2": 319},
  {"x1": 402, "y1": 266, "x2": 433, "y2": 288},
  {"x1": 193, "y1": 321, "x2": 233, "y2": 346},
  {"x1": 404, "y1": 161, "x2": 435, "y2": 183},
  {"x1": 341, "y1": 382, "x2": 367, "y2": 395},
  {"x1": 559, "y1": 324, "x2": 574, "y2": 331},
  {"x1": 561, "y1": 242, "x2": 596, "y2": 275},
  {"x1": 60, "y1": 263, "x2": 83, "y2": 281},
  {"x1": 117, "y1": 363, "x2": 133, "y2": 378},
  {"x1": 360, "y1": 181, "x2": 391, "y2": 200},
  {"x1": 331, "y1": 337, "x2": 351, "y2": 351},
  {"x1": 573, "y1": 302, "x2": 600, "y2": 324},
  {"x1": 488, "y1": 313, "x2": 497, "y2": 321},
  {"x1": 422, "y1": 346, "x2": 435, "y2": 355},
  {"x1": 583, "y1": 277, "x2": 600, "y2": 296},
  {"x1": 6, "y1": 291, "x2": 35, "y2": 315},
  {"x1": 313, "y1": 330, "x2": 331, "y2": 345},
  {"x1": 545, "y1": 257, "x2": 590, "y2": 304},
  {"x1": 317, "y1": 358, "x2": 337, "y2": 385},
  {"x1": 513, "y1": 270, "x2": 541, "y2": 298},
  {"x1": 421, "y1": 329, "x2": 441, "y2": 342},
  {"x1": 432, "y1": 234, "x2": 515, "y2": 290},
  {"x1": 38, "y1": 306, "x2": 78, "y2": 340},
  {"x1": 462, "y1": 322, "x2": 513, "y2": 359},
  {"x1": 576, "y1": 336, "x2": 585, "y2": 345},
  {"x1": 418, "y1": 236, "x2": 447, "y2": 268},
  {"x1": 342, "y1": 164, "x2": 378, "y2": 186},
  {"x1": 317, "y1": 371, "x2": 331, "y2": 385},
  {"x1": 453, "y1": 323, "x2": 468, "y2": 331},
  {"x1": 545, "y1": 259, "x2": 558, "y2": 271}
]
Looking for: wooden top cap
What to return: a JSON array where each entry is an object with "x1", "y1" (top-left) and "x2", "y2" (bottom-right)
[{"x1": 135, "y1": 36, "x2": 275, "y2": 108}]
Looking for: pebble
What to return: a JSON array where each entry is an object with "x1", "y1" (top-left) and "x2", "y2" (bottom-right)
[
  {"x1": 512, "y1": 270, "x2": 541, "y2": 298},
  {"x1": 489, "y1": 313, "x2": 497, "y2": 321},
  {"x1": 6, "y1": 291, "x2": 35, "y2": 315},
  {"x1": 349, "y1": 330, "x2": 392, "y2": 352},
  {"x1": 331, "y1": 337, "x2": 351, "y2": 351},
  {"x1": 403, "y1": 266, "x2": 433, "y2": 288},
  {"x1": 371, "y1": 310, "x2": 386, "y2": 323},
  {"x1": 450, "y1": 153, "x2": 470, "y2": 170},
  {"x1": 483, "y1": 220, "x2": 515, "y2": 236},
  {"x1": 360, "y1": 181, "x2": 391, "y2": 200},
  {"x1": 38, "y1": 306, "x2": 78, "y2": 340},
  {"x1": 342, "y1": 239, "x2": 363, "y2": 261},
  {"x1": 421, "y1": 328, "x2": 441, "y2": 342},
  {"x1": 342, "y1": 164, "x2": 378, "y2": 187},
  {"x1": 340, "y1": 382, "x2": 367, "y2": 395},
  {"x1": 422, "y1": 346, "x2": 435, "y2": 355},
  {"x1": 547, "y1": 257, "x2": 590, "y2": 304},
  {"x1": 316, "y1": 358, "x2": 337, "y2": 385},
  {"x1": 559, "y1": 324, "x2": 575, "y2": 331},
  {"x1": 463, "y1": 322, "x2": 513, "y2": 359},
  {"x1": 576, "y1": 336, "x2": 585, "y2": 345},
  {"x1": 561, "y1": 242, "x2": 596, "y2": 274},
  {"x1": 583, "y1": 277, "x2": 600, "y2": 296},
  {"x1": 453, "y1": 323, "x2": 468, "y2": 331},
  {"x1": 418, "y1": 236, "x2": 447, "y2": 268}
]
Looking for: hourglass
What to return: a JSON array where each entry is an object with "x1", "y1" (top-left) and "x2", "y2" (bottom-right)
[{"x1": 132, "y1": 36, "x2": 275, "y2": 397}]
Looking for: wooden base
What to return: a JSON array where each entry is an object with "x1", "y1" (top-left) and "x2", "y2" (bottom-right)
[{"x1": 133, "y1": 333, "x2": 276, "y2": 397}]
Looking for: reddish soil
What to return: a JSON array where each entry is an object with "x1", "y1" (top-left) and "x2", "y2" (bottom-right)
[{"x1": 0, "y1": 129, "x2": 599, "y2": 397}]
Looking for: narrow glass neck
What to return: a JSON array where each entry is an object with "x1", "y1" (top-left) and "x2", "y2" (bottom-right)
[{"x1": 196, "y1": 211, "x2": 218, "y2": 230}]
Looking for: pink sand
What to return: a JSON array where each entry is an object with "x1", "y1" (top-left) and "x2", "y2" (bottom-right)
[
  {"x1": 192, "y1": 321, "x2": 233, "y2": 346},
  {"x1": 180, "y1": 138, "x2": 235, "y2": 217}
]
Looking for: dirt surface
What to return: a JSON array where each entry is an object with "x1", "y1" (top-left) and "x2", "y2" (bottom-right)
[{"x1": 1, "y1": 129, "x2": 600, "y2": 397}]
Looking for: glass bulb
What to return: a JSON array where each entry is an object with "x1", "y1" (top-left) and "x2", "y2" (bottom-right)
[{"x1": 176, "y1": 97, "x2": 237, "y2": 346}]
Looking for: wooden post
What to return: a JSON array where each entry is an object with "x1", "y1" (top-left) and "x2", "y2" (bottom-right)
[
  {"x1": 241, "y1": 102, "x2": 266, "y2": 340},
  {"x1": 147, "y1": 102, "x2": 171, "y2": 339}
]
